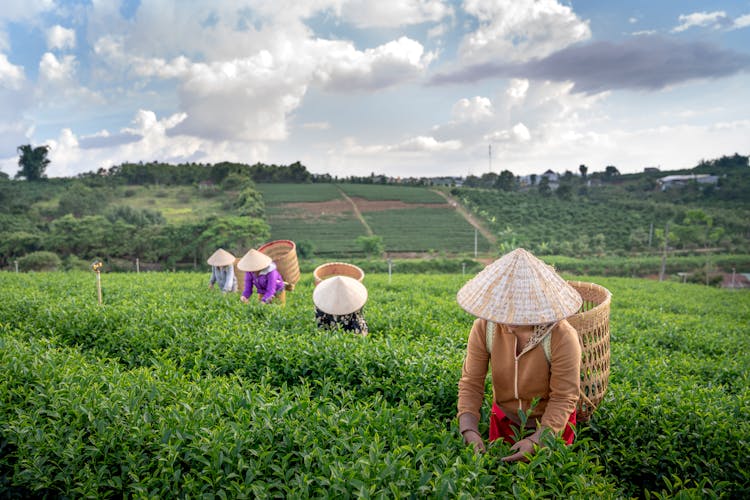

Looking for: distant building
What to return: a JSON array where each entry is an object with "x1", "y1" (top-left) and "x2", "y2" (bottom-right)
[
  {"x1": 644, "y1": 167, "x2": 660, "y2": 173},
  {"x1": 657, "y1": 174, "x2": 719, "y2": 191},
  {"x1": 428, "y1": 176, "x2": 463, "y2": 187}
]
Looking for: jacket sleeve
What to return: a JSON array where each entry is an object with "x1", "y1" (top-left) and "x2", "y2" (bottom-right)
[
  {"x1": 261, "y1": 270, "x2": 283, "y2": 303},
  {"x1": 222, "y1": 266, "x2": 235, "y2": 292},
  {"x1": 242, "y1": 272, "x2": 254, "y2": 299},
  {"x1": 457, "y1": 318, "x2": 490, "y2": 422},
  {"x1": 209, "y1": 266, "x2": 218, "y2": 286},
  {"x1": 541, "y1": 321, "x2": 581, "y2": 433}
]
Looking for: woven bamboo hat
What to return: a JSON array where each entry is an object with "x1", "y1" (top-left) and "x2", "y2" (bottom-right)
[
  {"x1": 313, "y1": 276, "x2": 368, "y2": 315},
  {"x1": 207, "y1": 248, "x2": 236, "y2": 267},
  {"x1": 237, "y1": 249, "x2": 272, "y2": 272},
  {"x1": 457, "y1": 248, "x2": 582, "y2": 325}
]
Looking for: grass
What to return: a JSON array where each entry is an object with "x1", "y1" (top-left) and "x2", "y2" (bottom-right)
[{"x1": 113, "y1": 185, "x2": 227, "y2": 222}]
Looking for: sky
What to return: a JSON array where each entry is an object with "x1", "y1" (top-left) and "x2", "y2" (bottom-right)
[{"x1": 0, "y1": 0, "x2": 749, "y2": 180}]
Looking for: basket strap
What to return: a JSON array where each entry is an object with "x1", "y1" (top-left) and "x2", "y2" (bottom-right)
[{"x1": 486, "y1": 321, "x2": 495, "y2": 355}]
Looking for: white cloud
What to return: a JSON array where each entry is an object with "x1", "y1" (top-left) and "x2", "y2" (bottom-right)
[
  {"x1": 732, "y1": 14, "x2": 750, "y2": 30},
  {"x1": 340, "y1": 0, "x2": 453, "y2": 28},
  {"x1": 0, "y1": 53, "x2": 25, "y2": 89},
  {"x1": 459, "y1": 0, "x2": 591, "y2": 64},
  {"x1": 39, "y1": 52, "x2": 76, "y2": 83},
  {"x1": 41, "y1": 109, "x2": 273, "y2": 177},
  {"x1": 46, "y1": 25, "x2": 76, "y2": 51},
  {"x1": 0, "y1": 0, "x2": 56, "y2": 22},
  {"x1": 312, "y1": 36, "x2": 436, "y2": 91},
  {"x1": 392, "y1": 135, "x2": 462, "y2": 152},
  {"x1": 301, "y1": 121, "x2": 331, "y2": 130},
  {"x1": 451, "y1": 96, "x2": 493, "y2": 123},
  {"x1": 672, "y1": 11, "x2": 728, "y2": 32}
]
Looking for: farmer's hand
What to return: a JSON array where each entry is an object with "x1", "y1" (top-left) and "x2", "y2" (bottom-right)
[
  {"x1": 462, "y1": 429, "x2": 486, "y2": 454},
  {"x1": 501, "y1": 437, "x2": 537, "y2": 463},
  {"x1": 240, "y1": 295, "x2": 248, "y2": 303}
]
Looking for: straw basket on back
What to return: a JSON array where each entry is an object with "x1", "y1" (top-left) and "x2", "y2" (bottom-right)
[
  {"x1": 258, "y1": 240, "x2": 300, "y2": 291},
  {"x1": 566, "y1": 280, "x2": 612, "y2": 423},
  {"x1": 313, "y1": 262, "x2": 365, "y2": 286}
]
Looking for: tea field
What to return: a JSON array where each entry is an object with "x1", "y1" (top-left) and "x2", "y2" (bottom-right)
[
  {"x1": 0, "y1": 272, "x2": 748, "y2": 498},
  {"x1": 258, "y1": 183, "x2": 492, "y2": 257}
]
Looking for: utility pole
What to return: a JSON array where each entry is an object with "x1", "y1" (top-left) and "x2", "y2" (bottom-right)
[
  {"x1": 648, "y1": 222, "x2": 653, "y2": 248},
  {"x1": 659, "y1": 222, "x2": 669, "y2": 281},
  {"x1": 474, "y1": 229, "x2": 478, "y2": 257},
  {"x1": 488, "y1": 144, "x2": 492, "y2": 173}
]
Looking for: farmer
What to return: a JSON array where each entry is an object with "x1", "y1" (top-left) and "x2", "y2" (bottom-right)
[
  {"x1": 207, "y1": 248, "x2": 237, "y2": 293},
  {"x1": 237, "y1": 249, "x2": 285, "y2": 304},
  {"x1": 312, "y1": 275, "x2": 369, "y2": 335},
  {"x1": 456, "y1": 248, "x2": 582, "y2": 462}
]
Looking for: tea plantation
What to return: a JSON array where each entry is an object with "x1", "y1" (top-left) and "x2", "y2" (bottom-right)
[{"x1": 0, "y1": 272, "x2": 747, "y2": 498}]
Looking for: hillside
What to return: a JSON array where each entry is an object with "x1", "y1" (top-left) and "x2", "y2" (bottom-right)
[{"x1": 1, "y1": 156, "x2": 748, "y2": 280}]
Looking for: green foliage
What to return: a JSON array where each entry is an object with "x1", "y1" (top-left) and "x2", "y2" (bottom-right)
[
  {"x1": 16, "y1": 251, "x2": 61, "y2": 271},
  {"x1": 0, "y1": 273, "x2": 747, "y2": 496},
  {"x1": 57, "y1": 182, "x2": 110, "y2": 217},
  {"x1": 356, "y1": 235, "x2": 384, "y2": 256}
]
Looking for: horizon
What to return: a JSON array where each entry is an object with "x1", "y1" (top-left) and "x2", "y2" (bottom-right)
[{"x1": 1, "y1": 1, "x2": 749, "y2": 180}]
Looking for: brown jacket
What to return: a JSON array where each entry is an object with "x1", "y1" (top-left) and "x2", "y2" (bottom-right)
[{"x1": 457, "y1": 318, "x2": 581, "y2": 434}]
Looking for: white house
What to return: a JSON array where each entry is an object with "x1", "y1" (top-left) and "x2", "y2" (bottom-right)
[{"x1": 657, "y1": 174, "x2": 719, "y2": 191}]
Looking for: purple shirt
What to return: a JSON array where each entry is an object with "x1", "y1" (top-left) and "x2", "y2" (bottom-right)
[{"x1": 242, "y1": 268, "x2": 284, "y2": 303}]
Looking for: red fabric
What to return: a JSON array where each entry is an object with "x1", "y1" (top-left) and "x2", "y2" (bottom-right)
[{"x1": 489, "y1": 402, "x2": 576, "y2": 444}]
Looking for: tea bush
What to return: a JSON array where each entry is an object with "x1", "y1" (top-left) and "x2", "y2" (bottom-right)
[{"x1": 0, "y1": 272, "x2": 748, "y2": 497}]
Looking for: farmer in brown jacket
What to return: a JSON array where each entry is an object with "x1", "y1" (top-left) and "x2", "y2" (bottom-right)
[{"x1": 456, "y1": 248, "x2": 582, "y2": 462}]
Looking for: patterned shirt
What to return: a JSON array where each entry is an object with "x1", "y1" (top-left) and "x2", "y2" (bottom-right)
[{"x1": 314, "y1": 307, "x2": 368, "y2": 335}]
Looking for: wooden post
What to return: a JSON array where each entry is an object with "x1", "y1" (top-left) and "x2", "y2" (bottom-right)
[
  {"x1": 136, "y1": 258, "x2": 140, "y2": 273},
  {"x1": 92, "y1": 261, "x2": 103, "y2": 304},
  {"x1": 648, "y1": 222, "x2": 653, "y2": 248},
  {"x1": 462, "y1": 262, "x2": 466, "y2": 276},
  {"x1": 387, "y1": 258, "x2": 393, "y2": 284},
  {"x1": 14, "y1": 260, "x2": 18, "y2": 273},
  {"x1": 474, "y1": 229, "x2": 478, "y2": 257},
  {"x1": 96, "y1": 271, "x2": 102, "y2": 305}
]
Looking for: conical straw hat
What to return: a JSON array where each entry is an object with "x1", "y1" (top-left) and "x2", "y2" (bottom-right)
[
  {"x1": 207, "y1": 248, "x2": 236, "y2": 266},
  {"x1": 457, "y1": 248, "x2": 582, "y2": 325},
  {"x1": 237, "y1": 249, "x2": 272, "y2": 272},
  {"x1": 313, "y1": 276, "x2": 368, "y2": 315}
]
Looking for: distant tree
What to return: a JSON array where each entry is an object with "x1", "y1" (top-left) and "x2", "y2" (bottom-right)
[
  {"x1": 537, "y1": 176, "x2": 551, "y2": 196},
  {"x1": 356, "y1": 235, "x2": 384, "y2": 256},
  {"x1": 58, "y1": 183, "x2": 108, "y2": 217},
  {"x1": 0, "y1": 171, "x2": 9, "y2": 181},
  {"x1": 603, "y1": 165, "x2": 620, "y2": 181},
  {"x1": 579, "y1": 164, "x2": 588, "y2": 180},
  {"x1": 529, "y1": 174, "x2": 537, "y2": 186},
  {"x1": 495, "y1": 170, "x2": 517, "y2": 191},
  {"x1": 555, "y1": 183, "x2": 573, "y2": 200},
  {"x1": 15, "y1": 144, "x2": 51, "y2": 181}
]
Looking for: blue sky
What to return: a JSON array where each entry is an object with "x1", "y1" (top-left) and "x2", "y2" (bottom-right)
[{"x1": 0, "y1": 0, "x2": 748, "y2": 179}]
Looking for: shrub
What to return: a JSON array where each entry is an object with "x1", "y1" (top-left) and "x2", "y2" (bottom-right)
[{"x1": 17, "y1": 251, "x2": 61, "y2": 271}]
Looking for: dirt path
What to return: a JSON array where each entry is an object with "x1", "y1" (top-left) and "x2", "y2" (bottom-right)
[
  {"x1": 431, "y1": 189, "x2": 497, "y2": 248},
  {"x1": 337, "y1": 187, "x2": 374, "y2": 236}
]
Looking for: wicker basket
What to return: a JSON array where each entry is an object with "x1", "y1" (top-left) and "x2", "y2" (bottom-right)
[
  {"x1": 258, "y1": 240, "x2": 300, "y2": 291},
  {"x1": 566, "y1": 281, "x2": 612, "y2": 423},
  {"x1": 313, "y1": 262, "x2": 365, "y2": 286}
]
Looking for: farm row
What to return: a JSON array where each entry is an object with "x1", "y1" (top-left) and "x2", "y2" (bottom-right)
[{"x1": 0, "y1": 271, "x2": 748, "y2": 497}]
